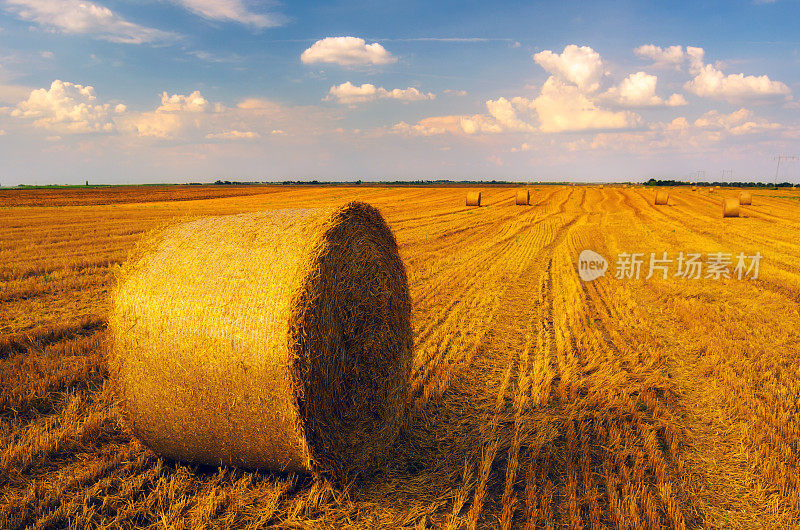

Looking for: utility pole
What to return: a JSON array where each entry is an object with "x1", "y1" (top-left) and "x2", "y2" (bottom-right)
[
  {"x1": 775, "y1": 155, "x2": 800, "y2": 185},
  {"x1": 721, "y1": 169, "x2": 733, "y2": 181}
]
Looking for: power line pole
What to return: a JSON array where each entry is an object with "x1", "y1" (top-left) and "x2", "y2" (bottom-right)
[{"x1": 775, "y1": 155, "x2": 800, "y2": 185}]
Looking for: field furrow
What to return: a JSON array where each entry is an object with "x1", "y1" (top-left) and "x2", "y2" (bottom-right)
[{"x1": 1, "y1": 185, "x2": 798, "y2": 528}]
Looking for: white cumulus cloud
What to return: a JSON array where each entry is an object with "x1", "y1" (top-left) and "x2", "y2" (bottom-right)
[
  {"x1": 326, "y1": 82, "x2": 434, "y2": 104},
  {"x1": 301, "y1": 37, "x2": 396, "y2": 67},
  {"x1": 527, "y1": 77, "x2": 640, "y2": 133},
  {"x1": 602, "y1": 72, "x2": 687, "y2": 107},
  {"x1": 11, "y1": 80, "x2": 123, "y2": 133},
  {"x1": 4, "y1": 0, "x2": 176, "y2": 44},
  {"x1": 485, "y1": 97, "x2": 535, "y2": 132},
  {"x1": 131, "y1": 90, "x2": 214, "y2": 138},
  {"x1": 693, "y1": 108, "x2": 781, "y2": 135},
  {"x1": 393, "y1": 77, "x2": 639, "y2": 136},
  {"x1": 685, "y1": 63, "x2": 791, "y2": 103},
  {"x1": 393, "y1": 114, "x2": 501, "y2": 136},
  {"x1": 169, "y1": 0, "x2": 283, "y2": 28},
  {"x1": 686, "y1": 46, "x2": 705, "y2": 73},
  {"x1": 533, "y1": 45, "x2": 605, "y2": 93},
  {"x1": 634, "y1": 44, "x2": 685, "y2": 68},
  {"x1": 157, "y1": 91, "x2": 211, "y2": 113}
]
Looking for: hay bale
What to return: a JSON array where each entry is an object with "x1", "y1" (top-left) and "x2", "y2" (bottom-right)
[
  {"x1": 515, "y1": 189, "x2": 530, "y2": 205},
  {"x1": 598, "y1": 184, "x2": 604, "y2": 189},
  {"x1": 691, "y1": 186, "x2": 698, "y2": 191},
  {"x1": 654, "y1": 190, "x2": 669, "y2": 205},
  {"x1": 466, "y1": 191, "x2": 482, "y2": 206},
  {"x1": 739, "y1": 191, "x2": 752, "y2": 205},
  {"x1": 109, "y1": 202, "x2": 412, "y2": 480},
  {"x1": 723, "y1": 197, "x2": 740, "y2": 217}
]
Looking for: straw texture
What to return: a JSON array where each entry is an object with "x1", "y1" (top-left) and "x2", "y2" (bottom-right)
[
  {"x1": 466, "y1": 191, "x2": 482, "y2": 206},
  {"x1": 109, "y1": 202, "x2": 412, "y2": 480},
  {"x1": 739, "y1": 191, "x2": 752, "y2": 205},
  {"x1": 655, "y1": 190, "x2": 669, "y2": 205},
  {"x1": 723, "y1": 198, "x2": 741, "y2": 218},
  {"x1": 515, "y1": 190, "x2": 530, "y2": 206}
]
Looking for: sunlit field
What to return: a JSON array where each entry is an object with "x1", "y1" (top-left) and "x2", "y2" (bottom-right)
[{"x1": 1, "y1": 185, "x2": 799, "y2": 528}]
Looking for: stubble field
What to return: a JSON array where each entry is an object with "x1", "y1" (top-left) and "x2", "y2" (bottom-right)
[{"x1": 1, "y1": 184, "x2": 799, "y2": 529}]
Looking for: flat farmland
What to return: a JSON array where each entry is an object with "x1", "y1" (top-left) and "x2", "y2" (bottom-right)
[{"x1": 1, "y1": 185, "x2": 799, "y2": 529}]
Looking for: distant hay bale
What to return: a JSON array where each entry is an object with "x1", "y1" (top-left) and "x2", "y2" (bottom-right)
[
  {"x1": 515, "y1": 189, "x2": 530, "y2": 205},
  {"x1": 739, "y1": 191, "x2": 752, "y2": 205},
  {"x1": 466, "y1": 191, "x2": 482, "y2": 206},
  {"x1": 691, "y1": 186, "x2": 697, "y2": 191},
  {"x1": 109, "y1": 202, "x2": 412, "y2": 480},
  {"x1": 655, "y1": 190, "x2": 669, "y2": 205},
  {"x1": 722, "y1": 197, "x2": 740, "y2": 218},
  {"x1": 599, "y1": 184, "x2": 604, "y2": 189}
]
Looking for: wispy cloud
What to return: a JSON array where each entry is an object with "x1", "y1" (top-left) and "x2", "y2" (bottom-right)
[
  {"x1": 168, "y1": 0, "x2": 285, "y2": 28},
  {"x1": 373, "y1": 37, "x2": 516, "y2": 43},
  {"x1": 4, "y1": 0, "x2": 177, "y2": 44}
]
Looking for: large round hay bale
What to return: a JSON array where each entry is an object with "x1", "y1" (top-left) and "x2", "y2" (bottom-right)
[
  {"x1": 655, "y1": 190, "x2": 669, "y2": 205},
  {"x1": 739, "y1": 191, "x2": 752, "y2": 205},
  {"x1": 109, "y1": 202, "x2": 412, "y2": 480},
  {"x1": 466, "y1": 191, "x2": 482, "y2": 206},
  {"x1": 722, "y1": 197, "x2": 740, "y2": 217},
  {"x1": 515, "y1": 189, "x2": 530, "y2": 205}
]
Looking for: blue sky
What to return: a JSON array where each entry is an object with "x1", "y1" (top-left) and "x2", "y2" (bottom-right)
[{"x1": 1, "y1": 0, "x2": 799, "y2": 184}]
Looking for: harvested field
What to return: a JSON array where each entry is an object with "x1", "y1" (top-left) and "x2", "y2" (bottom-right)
[{"x1": 1, "y1": 185, "x2": 799, "y2": 528}]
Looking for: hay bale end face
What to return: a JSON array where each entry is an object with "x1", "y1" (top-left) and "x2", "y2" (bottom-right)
[
  {"x1": 109, "y1": 202, "x2": 412, "y2": 480},
  {"x1": 739, "y1": 191, "x2": 752, "y2": 205},
  {"x1": 654, "y1": 190, "x2": 669, "y2": 205},
  {"x1": 466, "y1": 191, "x2": 482, "y2": 206},
  {"x1": 515, "y1": 189, "x2": 530, "y2": 205},
  {"x1": 723, "y1": 197, "x2": 741, "y2": 217}
]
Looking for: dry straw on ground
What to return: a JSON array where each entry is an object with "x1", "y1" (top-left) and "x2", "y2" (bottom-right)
[
  {"x1": 515, "y1": 190, "x2": 530, "y2": 206},
  {"x1": 739, "y1": 191, "x2": 753, "y2": 205},
  {"x1": 723, "y1": 197, "x2": 741, "y2": 218},
  {"x1": 466, "y1": 191, "x2": 482, "y2": 206},
  {"x1": 109, "y1": 202, "x2": 412, "y2": 481},
  {"x1": 655, "y1": 190, "x2": 669, "y2": 205}
]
